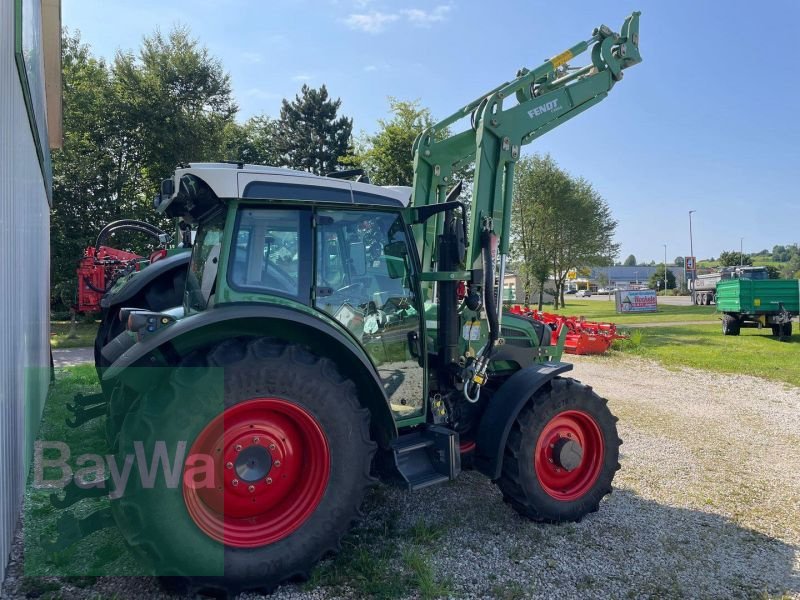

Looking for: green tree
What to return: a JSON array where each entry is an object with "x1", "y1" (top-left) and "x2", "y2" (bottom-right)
[
  {"x1": 765, "y1": 265, "x2": 781, "y2": 279},
  {"x1": 51, "y1": 27, "x2": 238, "y2": 307},
  {"x1": 718, "y1": 250, "x2": 752, "y2": 267},
  {"x1": 623, "y1": 254, "x2": 637, "y2": 267},
  {"x1": 783, "y1": 253, "x2": 800, "y2": 279},
  {"x1": 648, "y1": 265, "x2": 675, "y2": 290},
  {"x1": 674, "y1": 256, "x2": 684, "y2": 267},
  {"x1": 348, "y1": 99, "x2": 434, "y2": 186},
  {"x1": 511, "y1": 155, "x2": 618, "y2": 309},
  {"x1": 113, "y1": 27, "x2": 236, "y2": 185},
  {"x1": 225, "y1": 115, "x2": 280, "y2": 165},
  {"x1": 276, "y1": 84, "x2": 353, "y2": 175},
  {"x1": 51, "y1": 31, "x2": 120, "y2": 305}
]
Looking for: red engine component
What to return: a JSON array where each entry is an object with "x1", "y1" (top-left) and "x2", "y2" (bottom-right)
[
  {"x1": 507, "y1": 305, "x2": 628, "y2": 355},
  {"x1": 76, "y1": 245, "x2": 143, "y2": 313}
]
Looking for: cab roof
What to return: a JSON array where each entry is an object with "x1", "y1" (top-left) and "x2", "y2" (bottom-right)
[{"x1": 158, "y1": 162, "x2": 412, "y2": 217}]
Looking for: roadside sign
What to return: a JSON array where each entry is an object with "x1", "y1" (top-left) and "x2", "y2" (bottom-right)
[
  {"x1": 567, "y1": 269, "x2": 577, "y2": 280},
  {"x1": 685, "y1": 256, "x2": 696, "y2": 271},
  {"x1": 615, "y1": 289, "x2": 657, "y2": 313}
]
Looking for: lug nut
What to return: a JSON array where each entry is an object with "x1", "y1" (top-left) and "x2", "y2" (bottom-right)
[
  {"x1": 232, "y1": 479, "x2": 239, "y2": 487},
  {"x1": 235, "y1": 444, "x2": 242, "y2": 452},
  {"x1": 548, "y1": 458, "x2": 554, "y2": 463},
  {"x1": 269, "y1": 444, "x2": 276, "y2": 451},
  {"x1": 253, "y1": 437, "x2": 260, "y2": 444},
  {"x1": 248, "y1": 485, "x2": 255, "y2": 493},
  {"x1": 274, "y1": 460, "x2": 281, "y2": 467},
  {"x1": 266, "y1": 477, "x2": 273, "y2": 485},
  {"x1": 226, "y1": 462, "x2": 233, "y2": 470}
]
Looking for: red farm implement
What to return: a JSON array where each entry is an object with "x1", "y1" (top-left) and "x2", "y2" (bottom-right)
[
  {"x1": 75, "y1": 220, "x2": 173, "y2": 313},
  {"x1": 508, "y1": 305, "x2": 628, "y2": 355}
]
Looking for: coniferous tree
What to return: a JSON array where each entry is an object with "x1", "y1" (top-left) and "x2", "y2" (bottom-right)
[{"x1": 276, "y1": 84, "x2": 353, "y2": 175}]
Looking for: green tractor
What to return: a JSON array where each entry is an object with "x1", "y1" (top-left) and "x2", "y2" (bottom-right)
[{"x1": 88, "y1": 13, "x2": 642, "y2": 592}]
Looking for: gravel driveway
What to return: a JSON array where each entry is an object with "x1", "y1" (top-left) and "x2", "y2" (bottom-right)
[{"x1": 4, "y1": 355, "x2": 799, "y2": 599}]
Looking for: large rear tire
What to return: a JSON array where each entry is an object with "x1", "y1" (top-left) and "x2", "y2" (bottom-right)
[
  {"x1": 496, "y1": 377, "x2": 620, "y2": 523},
  {"x1": 110, "y1": 337, "x2": 376, "y2": 593}
]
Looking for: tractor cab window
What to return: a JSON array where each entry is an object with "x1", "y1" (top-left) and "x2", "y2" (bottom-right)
[
  {"x1": 314, "y1": 209, "x2": 424, "y2": 418},
  {"x1": 229, "y1": 208, "x2": 307, "y2": 300},
  {"x1": 186, "y1": 212, "x2": 225, "y2": 312}
]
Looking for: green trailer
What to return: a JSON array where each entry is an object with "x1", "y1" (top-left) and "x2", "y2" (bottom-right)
[{"x1": 717, "y1": 278, "x2": 799, "y2": 339}]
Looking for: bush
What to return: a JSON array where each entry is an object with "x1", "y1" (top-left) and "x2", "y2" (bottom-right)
[{"x1": 612, "y1": 328, "x2": 643, "y2": 352}]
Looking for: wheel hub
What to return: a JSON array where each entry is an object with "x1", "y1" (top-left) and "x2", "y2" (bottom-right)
[
  {"x1": 234, "y1": 444, "x2": 273, "y2": 482},
  {"x1": 552, "y1": 437, "x2": 583, "y2": 471}
]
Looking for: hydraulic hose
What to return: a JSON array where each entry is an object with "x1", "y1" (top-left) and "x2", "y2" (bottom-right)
[
  {"x1": 95, "y1": 220, "x2": 168, "y2": 254},
  {"x1": 464, "y1": 227, "x2": 500, "y2": 404},
  {"x1": 481, "y1": 228, "x2": 499, "y2": 356}
]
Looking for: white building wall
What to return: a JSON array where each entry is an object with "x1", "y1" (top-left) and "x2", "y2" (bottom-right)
[{"x1": 0, "y1": 0, "x2": 52, "y2": 582}]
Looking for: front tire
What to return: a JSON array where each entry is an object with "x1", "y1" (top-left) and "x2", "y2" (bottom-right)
[
  {"x1": 110, "y1": 337, "x2": 376, "y2": 593},
  {"x1": 496, "y1": 378, "x2": 620, "y2": 523}
]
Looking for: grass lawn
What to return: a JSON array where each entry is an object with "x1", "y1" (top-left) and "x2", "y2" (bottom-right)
[
  {"x1": 530, "y1": 299, "x2": 718, "y2": 325},
  {"x1": 24, "y1": 364, "x2": 137, "y2": 577},
  {"x1": 50, "y1": 321, "x2": 99, "y2": 349},
  {"x1": 613, "y1": 324, "x2": 800, "y2": 387}
]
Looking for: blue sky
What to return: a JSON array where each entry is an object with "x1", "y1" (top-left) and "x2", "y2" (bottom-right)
[{"x1": 63, "y1": 0, "x2": 800, "y2": 264}]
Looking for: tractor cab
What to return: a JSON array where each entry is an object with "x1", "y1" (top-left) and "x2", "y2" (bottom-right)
[{"x1": 155, "y1": 163, "x2": 427, "y2": 420}]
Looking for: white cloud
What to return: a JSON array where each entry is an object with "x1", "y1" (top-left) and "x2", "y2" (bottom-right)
[
  {"x1": 291, "y1": 74, "x2": 313, "y2": 82},
  {"x1": 244, "y1": 88, "x2": 281, "y2": 100},
  {"x1": 402, "y1": 5, "x2": 452, "y2": 27},
  {"x1": 363, "y1": 65, "x2": 378, "y2": 72},
  {"x1": 241, "y1": 52, "x2": 263, "y2": 64},
  {"x1": 344, "y1": 11, "x2": 399, "y2": 33}
]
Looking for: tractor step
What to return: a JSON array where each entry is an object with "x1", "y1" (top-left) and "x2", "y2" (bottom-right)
[{"x1": 391, "y1": 425, "x2": 460, "y2": 491}]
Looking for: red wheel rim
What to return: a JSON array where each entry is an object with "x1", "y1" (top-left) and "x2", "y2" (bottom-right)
[
  {"x1": 533, "y1": 410, "x2": 604, "y2": 501},
  {"x1": 182, "y1": 398, "x2": 330, "y2": 548}
]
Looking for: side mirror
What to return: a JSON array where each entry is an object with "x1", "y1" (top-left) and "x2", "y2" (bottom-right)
[{"x1": 349, "y1": 242, "x2": 367, "y2": 277}]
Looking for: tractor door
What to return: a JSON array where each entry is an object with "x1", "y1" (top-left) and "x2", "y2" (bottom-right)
[{"x1": 314, "y1": 209, "x2": 425, "y2": 419}]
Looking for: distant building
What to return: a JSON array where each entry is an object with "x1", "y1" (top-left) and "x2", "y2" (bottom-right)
[
  {"x1": 502, "y1": 265, "x2": 686, "y2": 304},
  {"x1": 589, "y1": 266, "x2": 685, "y2": 291},
  {"x1": 0, "y1": 0, "x2": 61, "y2": 583}
]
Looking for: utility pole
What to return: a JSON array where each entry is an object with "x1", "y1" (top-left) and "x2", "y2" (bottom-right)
[
  {"x1": 689, "y1": 210, "x2": 696, "y2": 300},
  {"x1": 663, "y1": 244, "x2": 668, "y2": 296},
  {"x1": 740, "y1": 237, "x2": 744, "y2": 267}
]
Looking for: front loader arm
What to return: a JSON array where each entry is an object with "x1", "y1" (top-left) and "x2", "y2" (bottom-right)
[
  {"x1": 409, "y1": 12, "x2": 641, "y2": 399},
  {"x1": 411, "y1": 12, "x2": 641, "y2": 271}
]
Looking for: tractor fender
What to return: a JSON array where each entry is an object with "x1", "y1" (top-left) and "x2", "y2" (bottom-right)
[
  {"x1": 102, "y1": 303, "x2": 398, "y2": 446},
  {"x1": 473, "y1": 361, "x2": 573, "y2": 480},
  {"x1": 100, "y1": 251, "x2": 190, "y2": 309}
]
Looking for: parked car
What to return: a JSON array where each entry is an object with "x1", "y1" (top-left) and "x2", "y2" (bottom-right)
[
  {"x1": 565, "y1": 289, "x2": 578, "y2": 295},
  {"x1": 576, "y1": 289, "x2": 592, "y2": 297}
]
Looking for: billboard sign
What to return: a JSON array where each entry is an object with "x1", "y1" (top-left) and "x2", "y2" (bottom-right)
[
  {"x1": 615, "y1": 289, "x2": 658, "y2": 313},
  {"x1": 685, "y1": 256, "x2": 696, "y2": 271}
]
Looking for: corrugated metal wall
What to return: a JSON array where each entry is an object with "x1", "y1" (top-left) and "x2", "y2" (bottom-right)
[{"x1": 0, "y1": 0, "x2": 52, "y2": 583}]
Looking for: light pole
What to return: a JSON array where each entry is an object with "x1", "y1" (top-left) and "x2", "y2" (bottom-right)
[
  {"x1": 740, "y1": 237, "x2": 744, "y2": 267},
  {"x1": 688, "y1": 210, "x2": 696, "y2": 296},
  {"x1": 663, "y1": 244, "x2": 668, "y2": 296}
]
